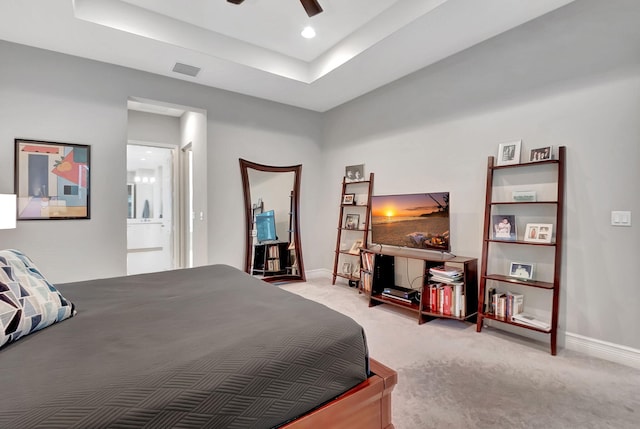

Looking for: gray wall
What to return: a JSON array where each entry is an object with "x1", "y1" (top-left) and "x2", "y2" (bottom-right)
[
  {"x1": 0, "y1": 40, "x2": 323, "y2": 283},
  {"x1": 320, "y1": 0, "x2": 640, "y2": 350},
  {"x1": 0, "y1": 0, "x2": 638, "y2": 352}
]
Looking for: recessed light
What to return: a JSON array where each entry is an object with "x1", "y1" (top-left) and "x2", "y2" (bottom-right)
[{"x1": 301, "y1": 26, "x2": 316, "y2": 39}]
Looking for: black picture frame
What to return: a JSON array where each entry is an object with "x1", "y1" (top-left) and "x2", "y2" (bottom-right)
[
  {"x1": 15, "y1": 139, "x2": 91, "y2": 220},
  {"x1": 345, "y1": 213, "x2": 360, "y2": 230}
]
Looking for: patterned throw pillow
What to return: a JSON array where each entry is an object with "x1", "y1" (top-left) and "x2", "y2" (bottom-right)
[{"x1": 0, "y1": 249, "x2": 76, "y2": 349}]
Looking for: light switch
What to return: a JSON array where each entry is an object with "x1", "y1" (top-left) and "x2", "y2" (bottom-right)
[{"x1": 611, "y1": 211, "x2": 631, "y2": 226}]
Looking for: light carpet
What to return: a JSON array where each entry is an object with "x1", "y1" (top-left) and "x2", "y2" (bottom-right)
[{"x1": 280, "y1": 278, "x2": 639, "y2": 429}]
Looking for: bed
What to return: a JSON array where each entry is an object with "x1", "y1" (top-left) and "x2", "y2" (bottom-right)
[{"x1": 0, "y1": 251, "x2": 396, "y2": 429}]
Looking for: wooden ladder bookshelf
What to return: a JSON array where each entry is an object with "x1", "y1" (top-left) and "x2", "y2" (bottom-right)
[
  {"x1": 476, "y1": 146, "x2": 565, "y2": 355},
  {"x1": 332, "y1": 173, "x2": 374, "y2": 286}
]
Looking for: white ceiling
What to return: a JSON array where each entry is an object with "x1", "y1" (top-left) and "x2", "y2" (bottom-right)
[{"x1": 0, "y1": 0, "x2": 575, "y2": 112}]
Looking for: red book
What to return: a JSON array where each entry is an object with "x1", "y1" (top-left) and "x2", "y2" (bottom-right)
[
  {"x1": 430, "y1": 285, "x2": 438, "y2": 312},
  {"x1": 443, "y1": 285, "x2": 452, "y2": 315}
]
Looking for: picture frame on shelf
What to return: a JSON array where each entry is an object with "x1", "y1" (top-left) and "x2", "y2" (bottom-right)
[
  {"x1": 529, "y1": 146, "x2": 552, "y2": 162},
  {"x1": 524, "y1": 223, "x2": 553, "y2": 243},
  {"x1": 15, "y1": 138, "x2": 91, "y2": 220},
  {"x1": 492, "y1": 214, "x2": 517, "y2": 240},
  {"x1": 351, "y1": 261, "x2": 360, "y2": 277},
  {"x1": 345, "y1": 164, "x2": 365, "y2": 182},
  {"x1": 349, "y1": 239, "x2": 363, "y2": 254},
  {"x1": 512, "y1": 190, "x2": 537, "y2": 202},
  {"x1": 509, "y1": 262, "x2": 534, "y2": 280},
  {"x1": 342, "y1": 261, "x2": 352, "y2": 275},
  {"x1": 496, "y1": 140, "x2": 522, "y2": 166},
  {"x1": 345, "y1": 213, "x2": 360, "y2": 230},
  {"x1": 342, "y1": 193, "x2": 355, "y2": 205}
]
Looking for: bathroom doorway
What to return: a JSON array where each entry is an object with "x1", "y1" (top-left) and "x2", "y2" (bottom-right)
[{"x1": 126, "y1": 144, "x2": 176, "y2": 275}]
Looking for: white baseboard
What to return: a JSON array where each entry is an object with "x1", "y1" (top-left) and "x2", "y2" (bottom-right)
[{"x1": 565, "y1": 332, "x2": 640, "y2": 369}]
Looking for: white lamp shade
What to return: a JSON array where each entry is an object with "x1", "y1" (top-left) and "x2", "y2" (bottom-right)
[{"x1": 0, "y1": 194, "x2": 17, "y2": 229}]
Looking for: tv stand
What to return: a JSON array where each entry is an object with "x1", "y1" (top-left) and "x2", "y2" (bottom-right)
[
  {"x1": 252, "y1": 242, "x2": 289, "y2": 276},
  {"x1": 361, "y1": 246, "x2": 478, "y2": 324}
]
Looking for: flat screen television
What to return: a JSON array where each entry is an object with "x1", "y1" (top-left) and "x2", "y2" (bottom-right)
[
  {"x1": 255, "y1": 210, "x2": 277, "y2": 242},
  {"x1": 370, "y1": 192, "x2": 450, "y2": 252}
]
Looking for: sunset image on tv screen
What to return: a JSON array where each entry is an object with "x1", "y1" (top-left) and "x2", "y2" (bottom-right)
[{"x1": 371, "y1": 192, "x2": 450, "y2": 251}]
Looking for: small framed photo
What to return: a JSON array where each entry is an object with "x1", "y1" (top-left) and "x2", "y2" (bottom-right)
[
  {"x1": 529, "y1": 146, "x2": 552, "y2": 162},
  {"x1": 509, "y1": 262, "x2": 534, "y2": 280},
  {"x1": 524, "y1": 223, "x2": 553, "y2": 243},
  {"x1": 345, "y1": 213, "x2": 360, "y2": 230},
  {"x1": 342, "y1": 193, "x2": 355, "y2": 205},
  {"x1": 496, "y1": 140, "x2": 522, "y2": 166},
  {"x1": 345, "y1": 164, "x2": 365, "y2": 182},
  {"x1": 492, "y1": 215, "x2": 517, "y2": 240},
  {"x1": 351, "y1": 261, "x2": 360, "y2": 276},
  {"x1": 349, "y1": 239, "x2": 363, "y2": 254},
  {"x1": 342, "y1": 261, "x2": 352, "y2": 275}
]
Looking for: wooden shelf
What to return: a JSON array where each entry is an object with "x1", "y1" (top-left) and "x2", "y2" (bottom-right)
[
  {"x1": 332, "y1": 173, "x2": 374, "y2": 286},
  {"x1": 489, "y1": 201, "x2": 558, "y2": 206},
  {"x1": 476, "y1": 146, "x2": 565, "y2": 355},
  {"x1": 486, "y1": 239, "x2": 556, "y2": 246},
  {"x1": 481, "y1": 313, "x2": 551, "y2": 334},
  {"x1": 490, "y1": 159, "x2": 559, "y2": 170},
  {"x1": 335, "y1": 272, "x2": 359, "y2": 282},
  {"x1": 364, "y1": 250, "x2": 478, "y2": 325},
  {"x1": 482, "y1": 274, "x2": 554, "y2": 290},
  {"x1": 370, "y1": 293, "x2": 419, "y2": 311}
]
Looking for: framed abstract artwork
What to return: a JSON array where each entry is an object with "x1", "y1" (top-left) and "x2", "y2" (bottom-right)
[{"x1": 14, "y1": 139, "x2": 90, "y2": 220}]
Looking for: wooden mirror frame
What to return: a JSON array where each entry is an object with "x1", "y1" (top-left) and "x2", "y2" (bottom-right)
[{"x1": 239, "y1": 159, "x2": 305, "y2": 283}]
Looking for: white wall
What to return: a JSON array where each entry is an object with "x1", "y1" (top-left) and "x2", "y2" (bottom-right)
[
  {"x1": 320, "y1": 1, "x2": 640, "y2": 351},
  {"x1": 0, "y1": 40, "x2": 322, "y2": 283}
]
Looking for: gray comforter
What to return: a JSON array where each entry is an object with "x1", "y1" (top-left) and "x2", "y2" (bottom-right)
[{"x1": 0, "y1": 264, "x2": 369, "y2": 428}]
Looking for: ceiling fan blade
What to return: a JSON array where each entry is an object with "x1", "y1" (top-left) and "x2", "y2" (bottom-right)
[
  {"x1": 300, "y1": 0, "x2": 323, "y2": 17},
  {"x1": 227, "y1": 0, "x2": 245, "y2": 4}
]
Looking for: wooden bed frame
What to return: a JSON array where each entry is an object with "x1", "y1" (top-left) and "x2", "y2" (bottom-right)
[{"x1": 283, "y1": 358, "x2": 397, "y2": 429}]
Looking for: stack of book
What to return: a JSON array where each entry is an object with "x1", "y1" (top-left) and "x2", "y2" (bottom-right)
[
  {"x1": 488, "y1": 289, "x2": 524, "y2": 319},
  {"x1": 426, "y1": 266, "x2": 465, "y2": 318},
  {"x1": 429, "y1": 266, "x2": 463, "y2": 283}
]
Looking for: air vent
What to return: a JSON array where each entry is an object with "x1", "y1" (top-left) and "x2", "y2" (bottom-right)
[{"x1": 172, "y1": 63, "x2": 201, "y2": 77}]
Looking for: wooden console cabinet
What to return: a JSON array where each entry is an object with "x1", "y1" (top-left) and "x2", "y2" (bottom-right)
[{"x1": 361, "y1": 246, "x2": 478, "y2": 325}]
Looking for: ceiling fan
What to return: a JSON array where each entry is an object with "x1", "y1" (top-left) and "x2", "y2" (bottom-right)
[{"x1": 227, "y1": 0, "x2": 323, "y2": 18}]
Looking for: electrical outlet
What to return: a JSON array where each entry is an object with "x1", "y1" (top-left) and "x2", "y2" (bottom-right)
[{"x1": 611, "y1": 211, "x2": 631, "y2": 226}]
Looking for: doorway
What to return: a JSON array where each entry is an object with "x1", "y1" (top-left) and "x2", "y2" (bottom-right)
[
  {"x1": 126, "y1": 144, "x2": 176, "y2": 275},
  {"x1": 127, "y1": 97, "x2": 207, "y2": 274}
]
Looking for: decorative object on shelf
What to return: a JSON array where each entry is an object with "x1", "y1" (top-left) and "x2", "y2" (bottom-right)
[
  {"x1": 512, "y1": 312, "x2": 550, "y2": 330},
  {"x1": 509, "y1": 262, "x2": 534, "y2": 280},
  {"x1": 351, "y1": 261, "x2": 360, "y2": 277},
  {"x1": 342, "y1": 193, "x2": 355, "y2": 205},
  {"x1": 491, "y1": 214, "x2": 516, "y2": 240},
  {"x1": 345, "y1": 164, "x2": 365, "y2": 182},
  {"x1": 345, "y1": 213, "x2": 359, "y2": 229},
  {"x1": 342, "y1": 261, "x2": 352, "y2": 275},
  {"x1": 524, "y1": 223, "x2": 553, "y2": 243},
  {"x1": 512, "y1": 190, "x2": 537, "y2": 202},
  {"x1": 349, "y1": 239, "x2": 363, "y2": 254},
  {"x1": 496, "y1": 140, "x2": 522, "y2": 166},
  {"x1": 15, "y1": 139, "x2": 90, "y2": 220},
  {"x1": 529, "y1": 146, "x2": 552, "y2": 162}
]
